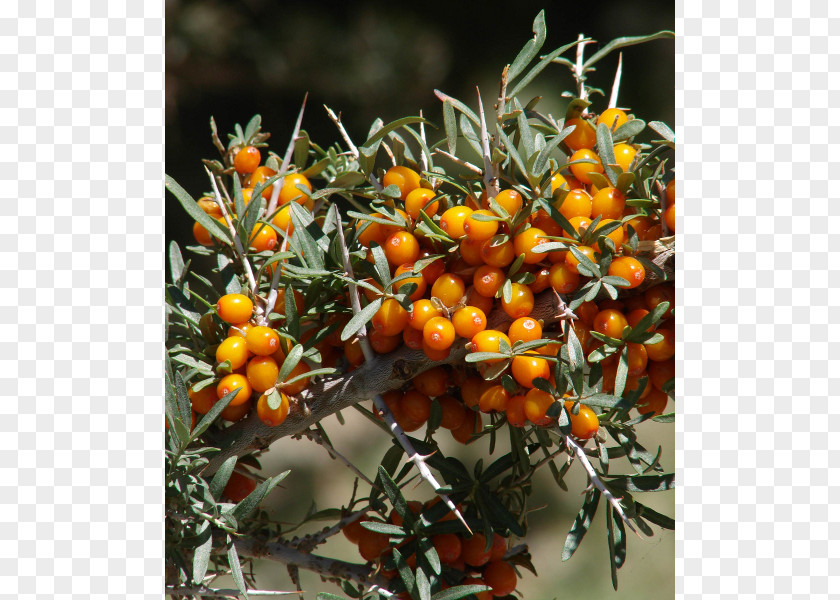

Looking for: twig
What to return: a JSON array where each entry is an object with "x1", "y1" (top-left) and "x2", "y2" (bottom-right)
[
  {"x1": 608, "y1": 52, "x2": 623, "y2": 109},
  {"x1": 266, "y1": 93, "x2": 309, "y2": 219},
  {"x1": 324, "y1": 105, "x2": 384, "y2": 193},
  {"x1": 303, "y1": 428, "x2": 379, "y2": 489},
  {"x1": 418, "y1": 109, "x2": 429, "y2": 174},
  {"x1": 495, "y1": 64, "x2": 509, "y2": 125},
  {"x1": 656, "y1": 180, "x2": 671, "y2": 237},
  {"x1": 565, "y1": 435, "x2": 639, "y2": 536},
  {"x1": 476, "y1": 87, "x2": 500, "y2": 199},
  {"x1": 292, "y1": 508, "x2": 370, "y2": 551},
  {"x1": 433, "y1": 149, "x2": 483, "y2": 175},
  {"x1": 165, "y1": 585, "x2": 299, "y2": 597},
  {"x1": 205, "y1": 166, "x2": 259, "y2": 296},
  {"x1": 263, "y1": 223, "x2": 291, "y2": 326},
  {"x1": 574, "y1": 33, "x2": 587, "y2": 104}
]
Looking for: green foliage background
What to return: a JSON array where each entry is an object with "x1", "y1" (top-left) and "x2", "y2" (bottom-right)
[{"x1": 165, "y1": 1, "x2": 675, "y2": 597}]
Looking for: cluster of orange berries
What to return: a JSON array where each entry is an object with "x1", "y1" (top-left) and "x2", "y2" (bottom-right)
[
  {"x1": 343, "y1": 501, "x2": 519, "y2": 598},
  {"x1": 192, "y1": 144, "x2": 314, "y2": 251},
  {"x1": 186, "y1": 293, "x2": 313, "y2": 428}
]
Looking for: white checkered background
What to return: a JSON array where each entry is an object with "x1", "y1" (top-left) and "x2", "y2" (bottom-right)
[
  {"x1": 1, "y1": 1, "x2": 837, "y2": 598},
  {"x1": 0, "y1": 1, "x2": 163, "y2": 598}
]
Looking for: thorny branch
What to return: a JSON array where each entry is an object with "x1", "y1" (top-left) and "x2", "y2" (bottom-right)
[{"x1": 265, "y1": 93, "x2": 309, "y2": 219}]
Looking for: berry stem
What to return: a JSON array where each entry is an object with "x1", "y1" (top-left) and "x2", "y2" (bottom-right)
[
  {"x1": 433, "y1": 149, "x2": 483, "y2": 175},
  {"x1": 324, "y1": 105, "x2": 384, "y2": 192},
  {"x1": 476, "y1": 87, "x2": 501, "y2": 200}
]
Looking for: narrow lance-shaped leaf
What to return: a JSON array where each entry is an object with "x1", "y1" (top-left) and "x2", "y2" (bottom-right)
[
  {"x1": 443, "y1": 100, "x2": 457, "y2": 155},
  {"x1": 562, "y1": 488, "x2": 601, "y2": 561},
  {"x1": 165, "y1": 174, "x2": 231, "y2": 242},
  {"x1": 583, "y1": 31, "x2": 675, "y2": 70},
  {"x1": 507, "y1": 10, "x2": 547, "y2": 81}
]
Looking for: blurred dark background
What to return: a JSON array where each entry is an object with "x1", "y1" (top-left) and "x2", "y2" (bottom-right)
[
  {"x1": 165, "y1": 2, "x2": 675, "y2": 596},
  {"x1": 166, "y1": 0, "x2": 675, "y2": 247}
]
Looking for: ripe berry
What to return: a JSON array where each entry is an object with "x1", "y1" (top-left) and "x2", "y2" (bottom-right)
[
  {"x1": 511, "y1": 352, "x2": 550, "y2": 388},
  {"x1": 216, "y1": 294, "x2": 254, "y2": 324},
  {"x1": 358, "y1": 527, "x2": 390, "y2": 562},
  {"x1": 461, "y1": 534, "x2": 492, "y2": 567},
  {"x1": 501, "y1": 283, "x2": 534, "y2": 318},
  {"x1": 636, "y1": 388, "x2": 669, "y2": 415},
  {"x1": 217, "y1": 374, "x2": 253, "y2": 406},
  {"x1": 193, "y1": 221, "x2": 214, "y2": 246},
  {"x1": 405, "y1": 188, "x2": 439, "y2": 220},
  {"x1": 523, "y1": 388, "x2": 554, "y2": 426},
  {"x1": 357, "y1": 215, "x2": 387, "y2": 248},
  {"x1": 513, "y1": 227, "x2": 548, "y2": 265},
  {"x1": 246, "y1": 356, "x2": 280, "y2": 392},
  {"x1": 393, "y1": 263, "x2": 427, "y2": 302},
  {"x1": 565, "y1": 245, "x2": 597, "y2": 272},
  {"x1": 613, "y1": 143, "x2": 637, "y2": 172},
  {"x1": 593, "y1": 309, "x2": 629, "y2": 340},
  {"x1": 624, "y1": 215, "x2": 655, "y2": 239},
  {"x1": 565, "y1": 401, "x2": 600, "y2": 439},
  {"x1": 423, "y1": 317, "x2": 456, "y2": 351},
  {"x1": 233, "y1": 146, "x2": 261, "y2": 174},
  {"x1": 564, "y1": 117, "x2": 596, "y2": 151},
  {"x1": 431, "y1": 273, "x2": 466, "y2": 308},
  {"x1": 370, "y1": 330, "x2": 401, "y2": 354},
  {"x1": 418, "y1": 251, "x2": 445, "y2": 285},
  {"x1": 462, "y1": 376, "x2": 493, "y2": 409},
  {"x1": 591, "y1": 218, "x2": 626, "y2": 250},
  {"x1": 440, "y1": 206, "x2": 473, "y2": 239},
  {"x1": 470, "y1": 330, "x2": 511, "y2": 361},
  {"x1": 479, "y1": 385, "x2": 509, "y2": 413},
  {"x1": 480, "y1": 238, "x2": 515, "y2": 268},
  {"x1": 278, "y1": 173, "x2": 313, "y2": 205},
  {"x1": 505, "y1": 394, "x2": 527, "y2": 427},
  {"x1": 382, "y1": 166, "x2": 421, "y2": 200},
  {"x1": 569, "y1": 149, "x2": 604, "y2": 185},
  {"x1": 401, "y1": 390, "x2": 432, "y2": 423},
  {"x1": 555, "y1": 188, "x2": 593, "y2": 220},
  {"x1": 280, "y1": 362, "x2": 311, "y2": 396},
  {"x1": 647, "y1": 358, "x2": 674, "y2": 391},
  {"x1": 342, "y1": 515, "x2": 367, "y2": 544},
  {"x1": 271, "y1": 206, "x2": 295, "y2": 235},
  {"x1": 644, "y1": 284, "x2": 675, "y2": 314},
  {"x1": 646, "y1": 328, "x2": 675, "y2": 362},
  {"x1": 465, "y1": 286, "x2": 494, "y2": 315},
  {"x1": 402, "y1": 325, "x2": 424, "y2": 350},
  {"x1": 508, "y1": 317, "x2": 542, "y2": 345},
  {"x1": 257, "y1": 391, "x2": 290, "y2": 426},
  {"x1": 551, "y1": 173, "x2": 585, "y2": 193},
  {"x1": 189, "y1": 384, "x2": 218, "y2": 414},
  {"x1": 223, "y1": 471, "x2": 256, "y2": 502},
  {"x1": 216, "y1": 336, "x2": 250, "y2": 370},
  {"x1": 248, "y1": 166, "x2": 277, "y2": 199},
  {"x1": 413, "y1": 366, "x2": 449, "y2": 397},
  {"x1": 438, "y1": 395, "x2": 467, "y2": 430},
  {"x1": 384, "y1": 231, "x2": 420, "y2": 267},
  {"x1": 591, "y1": 187, "x2": 626, "y2": 220},
  {"x1": 548, "y1": 262, "x2": 580, "y2": 294},
  {"x1": 597, "y1": 108, "x2": 628, "y2": 131},
  {"x1": 666, "y1": 179, "x2": 675, "y2": 205},
  {"x1": 452, "y1": 306, "x2": 487, "y2": 339},
  {"x1": 408, "y1": 299, "x2": 441, "y2": 331},
  {"x1": 490, "y1": 189, "x2": 523, "y2": 215},
  {"x1": 473, "y1": 265, "x2": 506, "y2": 298},
  {"x1": 483, "y1": 560, "x2": 517, "y2": 597},
  {"x1": 627, "y1": 343, "x2": 649, "y2": 377},
  {"x1": 529, "y1": 266, "x2": 552, "y2": 294},
  {"x1": 451, "y1": 411, "x2": 481, "y2": 444},
  {"x1": 221, "y1": 399, "x2": 251, "y2": 422},
  {"x1": 464, "y1": 210, "x2": 500, "y2": 241},
  {"x1": 245, "y1": 326, "x2": 281, "y2": 356},
  {"x1": 460, "y1": 238, "x2": 485, "y2": 266},
  {"x1": 372, "y1": 299, "x2": 410, "y2": 336},
  {"x1": 433, "y1": 534, "x2": 463, "y2": 564},
  {"x1": 197, "y1": 196, "x2": 222, "y2": 216},
  {"x1": 422, "y1": 340, "x2": 451, "y2": 361},
  {"x1": 608, "y1": 256, "x2": 646, "y2": 288},
  {"x1": 664, "y1": 201, "x2": 676, "y2": 233}
]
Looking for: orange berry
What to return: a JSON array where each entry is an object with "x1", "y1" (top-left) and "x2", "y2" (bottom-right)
[
  {"x1": 464, "y1": 210, "x2": 500, "y2": 241},
  {"x1": 451, "y1": 411, "x2": 481, "y2": 444},
  {"x1": 384, "y1": 231, "x2": 420, "y2": 267},
  {"x1": 278, "y1": 173, "x2": 313, "y2": 205},
  {"x1": 591, "y1": 187, "x2": 626, "y2": 220},
  {"x1": 470, "y1": 330, "x2": 511, "y2": 360},
  {"x1": 593, "y1": 309, "x2": 629, "y2": 340},
  {"x1": 523, "y1": 388, "x2": 554, "y2": 426},
  {"x1": 369, "y1": 329, "x2": 401, "y2": 354},
  {"x1": 564, "y1": 117, "x2": 596, "y2": 151},
  {"x1": 461, "y1": 534, "x2": 492, "y2": 567},
  {"x1": 511, "y1": 352, "x2": 550, "y2": 388},
  {"x1": 613, "y1": 143, "x2": 637, "y2": 172},
  {"x1": 626, "y1": 308, "x2": 652, "y2": 330},
  {"x1": 452, "y1": 306, "x2": 487, "y2": 339},
  {"x1": 372, "y1": 299, "x2": 410, "y2": 336},
  {"x1": 380, "y1": 208, "x2": 412, "y2": 238},
  {"x1": 401, "y1": 390, "x2": 432, "y2": 423},
  {"x1": 217, "y1": 374, "x2": 252, "y2": 406},
  {"x1": 565, "y1": 401, "x2": 599, "y2": 439},
  {"x1": 513, "y1": 227, "x2": 548, "y2": 265},
  {"x1": 438, "y1": 395, "x2": 467, "y2": 430},
  {"x1": 569, "y1": 149, "x2": 604, "y2": 185},
  {"x1": 576, "y1": 301, "x2": 599, "y2": 325},
  {"x1": 423, "y1": 317, "x2": 456, "y2": 351},
  {"x1": 358, "y1": 527, "x2": 390, "y2": 562},
  {"x1": 249, "y1": 166, "x2": 278, "y2": 199},
  {"x1": 440, "y1": 206, "x2": 473, "y2": 239},
  {"x1": 216, "y1": 336, "x2": 250, "y2": 370},
  {"x1": 636, "y1": 388, "x2": 669, "y2": 415},
  {"x1": 433, "y1": 534, "x2": 463, "y2": 564},
  {"x1": 508, "y1": 317, "x2": 542, "y2": 345},
  {"x1": 641, "y1": 223, "x2": 663, "y2": 241},
  {"x1": 223, "y1": 471, "x2": 257, "y2": 502},
  {"x1": 480, "y1": 239, "x2": 515, "y2": 268},
  {"x1": 624, "y1": 215, "x2": 655, "y2": 238},
  {"x1": 393, "y1": 263, "x2": 428, "y2": 302},
  {"x1": 565, "y1": 245, "x2": 597, "y2": 272},
  {"x1": 644, "y1": 284, "x2": 675, "y2": 314},
  {"x1": 382, "y1": 166, "x2": 421, "y2": 200},
  {"x1": 529, "y1": 266, "x2": 552, "y2": 294},
  {"x1": 402, "y1": 324, "x2": 424, "y2": 350},
  {"x1": 376, "y1": 390, "x2": 403, "y2": 422},
  {"x1": 256, "y1": 391, "x2": 290, "y2": 426},
  {"x1": 465, "y1": 286, "x2": 494, "y2": 315},
  {"x1": 462, "y1": 376, "x2": 493, "y2": 409},
  {"x1": 646, "y1": 328, "x2": 675, "y2": 362},
  {"x1": 666, "y1": 179, "x2": 675, "y2": 205},
  {"x1": 505, "y1": 394, "x2": 527, "y2": 427},
  {"x1": 216, "y1": 294, "x2": 254, "y2": 324},
  {"x1": 189, "y1": 384, "x2": 219, "y2": 415},
  {"x1": 551, "y1": 173, "x2": 585, "y2": 193},
  {"x1": 664, "y1": 201, "x2": 676, "y2": 233},
  {"x1": 244, "y1": 326, "x2": 280, "y2": 356},
  {"x1": 357, "y1": 214, "x2": 387, "y2": 248},
  {"x1": 479, "y1": 385, "x2": 509, "y2": 413},
  {"x1": 489, "y1": 534, "x2": 507, "y2": 562},
  {"x1": 460, "y1": 238, "x2": 486, "y2": 266},
  {"x1": 647, "y1": 359, "x2": 674, "y2": 391},
  {"x1": 483, "y1": 560, "x2": 517, "y2": 597},
  {"x1": 473, "y1": 265, "x2": 506, "y2": 298},
  {"x1": 405, "y1": 188, "x2": 439, "y2": 220},
  {"x1": 591, "y1": 218, "x2": 625, "y2": 250},
  {"x1": 221, "y1": 399, "x2": 251, "y2": 422},
  {"x1": 548, "y1": 262, "x2": 580, "y2": 294},
  {"x1": 422, "y1": 340, "x2": 451, "y2": 361},
  {"x1": 568, "y1": 215, "x2": 592, "y2": 237},
  {"x1": 597, "y1": 108, "x2": 628, "y2": 131},
  {"x1": 408, "y1": 299, "x2": 441, "y2": 331},
  {"x1": 608, "y1": 256, "x2": 646, "y2": 289},
  {"x1": 500, "y1": 283, "x2": 534, "y2": 318},
  {"x1": 625, "y1": 373, "x2": 652, "y2": 399},
  {"x1": 413, "y1": 366, "x2": 449, "y2": 397},
  {"x1": 431, "y1": 273, "x2": 466, "y2": 308},
  {"x1": 280, "y1": 362, "x2": 311, "y2": 396},
  {"x1": 192, "y1": 221, "x2": 214, "y2": 246},
  {"x1": 246, "y1": 356, "x2": 279, "y2": 392},
  {"x1": 491, "y1": 189, "x2": 523, "y2": 215},
  {"x1": 418, "y1": 251, "x2": 446, "y2": 285},
  {"x1": 342, "y1": 515, "x2": 367, "y2": 544},
  {"x1": 234, "y1": 146, "x2": 261, "y2": 174},
  {"x1": 271, "y1": 205, "x2": 294, "y2": 235},
  {"x1": 197, "y1": 196, "x2": 222, "y2": 216},
  {"x1": 626, "y1": 343, "x2": 648, "y2": 377}
]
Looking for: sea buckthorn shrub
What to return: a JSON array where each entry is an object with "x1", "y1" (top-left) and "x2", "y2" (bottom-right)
[{"x1": 165, "y1": 14, "x2": 674, "y2": 599}]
